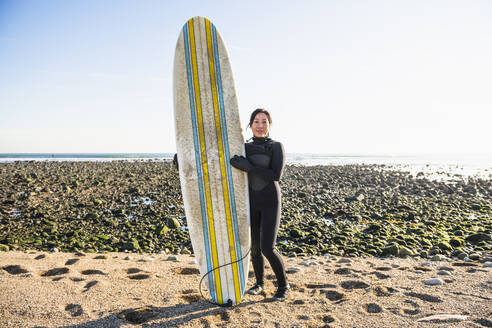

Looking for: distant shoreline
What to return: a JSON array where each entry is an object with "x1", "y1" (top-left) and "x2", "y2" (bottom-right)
[{"x1": 1, "y1": 152, "x2": 491, "y2": 167}]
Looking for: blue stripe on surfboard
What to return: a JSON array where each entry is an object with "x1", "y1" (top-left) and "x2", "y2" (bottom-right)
[
  {"x1": 183, "y1": 22, "x2": 216, "y2": 300},
  {"x1": 211, "y1": 23, "x2": 245, "y2": 294}
]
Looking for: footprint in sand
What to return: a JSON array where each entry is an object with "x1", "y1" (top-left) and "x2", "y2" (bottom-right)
[
  {"x1": 173, "y1": 267, "x2": 200, "y2": 275},
  {"x1": 65, "y1": 258, "x2": 79, "y2": 265},
  {"x1": 322, "y1": 315, "x2": 336, "y2": 324},
  {"x1": 334, "y1": 268, "x2": 351, "y2": 275},
  {"x1": 414, "y1": 266, "x2": 433, "y2": 272},
  {"x1": 340, "y1": 280, "x2": 370, "y2": 289},
  {"x1": 404, "y1": 299, "x2": 419, "y2": 308},
  {"x1": 306, "y1": 283, "x2": 337, "y2": 289},
  {"x1": 402, "y1": 299, "x2": 420, "y2": 316},
  {"x1": 65, "y1": 303, "x2": 83, "y2": 317},
  {"x1": 219, "y1": 311, "x2": 231, "y2": 322},
  {"x1": 181, "y1": 293, "x2": 201, "y2": 303},
  {"x1": 83, "y1": 280, "x2": 98, "y2": 292},
  {"x1": 2, "y1": 265, "x2": 29, "y2": 275},
  {"x1": 117, "y1": 306, "x2": 159, "y2": 324},
  {"x1": 370, "y1": 271, "x2": 391, "y2": 279},
  {"x1": 373, "y1": 286, "x2": 397, "y2": 296},
  {"x1": 452, "y1": 262, "x2": 478, "y2": 267},
  {"x1": 363, "y1": 303, "x2": 383, "y2": 313},
  {"x1": 81, "y1": 269, "x2": 106, "y2": 275},
  {"x1": 41, "y1": 267, "x2": 69, "y2": 277},
  {"x1": 475, "y1": 318, "x2": 492, "y2": 327},
  {"x1": 404, "y1": 291, "x2": 442, "y2": 303},
  {"x1": 403, "y1": 308, "x2": 420, "y2": 315},
  {"x1": 374, "y1": 266, "x2": 392, "y2": 271},
  {"x1": 70, "y1": 277, "x2": 85, "y2": 282},
  {"x1": 321, "y1": 290, "x2": 345, "y2": 302},
  {"x1": 249, "y1": 311, "x2": 262, "y2": 324},
  {"x1": 125, "y1": 267, "x2": 150, "y2": 280},
  {"x1": 128, "y1": 274, "x2": 151, "y2": 280}
]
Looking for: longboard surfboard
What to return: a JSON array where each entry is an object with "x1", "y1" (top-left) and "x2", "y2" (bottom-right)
[{"x1": 173, "y1": 16, "x2": 250, "y2": 305}]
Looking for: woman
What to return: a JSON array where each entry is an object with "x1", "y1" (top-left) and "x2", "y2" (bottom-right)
[{"x1": 230, "y1": 108, "x2": 289, "y2": 301}]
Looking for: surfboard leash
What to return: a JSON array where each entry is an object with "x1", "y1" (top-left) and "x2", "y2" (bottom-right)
[{"x1": 198, "y1": 248, "x2": 251, "y2": 308}]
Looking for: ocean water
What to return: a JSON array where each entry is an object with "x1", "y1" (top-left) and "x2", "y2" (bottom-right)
[
  {"x1": 0, "y1": 153, "x2": 174, "y2": 161},
  {"x1": 287, "y1": 153, "x2": 492, "y2": 180},
  {"x1": 1, "y1": 153, "x2": 490, "y2": 180}
]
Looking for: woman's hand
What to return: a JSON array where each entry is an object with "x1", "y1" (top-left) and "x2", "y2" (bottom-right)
[{"x1": 230, "y1": 155, "x2": 253, "y2": 172}]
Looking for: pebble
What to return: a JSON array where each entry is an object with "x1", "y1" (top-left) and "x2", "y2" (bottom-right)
[
  {"x1": 483, "y1": 262, "x2": 492, "y2": 268},
  {"x1": 286, "y1": 267, "x2": 302, "y2": 274},
  {"x1": 424, "y1": 278, "x2": 444, "y2": 286},
  {"x1": 438, "y1": 266, "x2": 454, "y2": 271},
  {"x1": 189, "y1": 260, "x2": 197, "y2": 265},
  {"x1": 138, "y1": 257, "x2": 154, "y2": 262},
  {"x1": 166, "y1": 256, "x2": 178, "y2": 262},
  {"x1": 337, "y1": 258, "x2": 352, "y2": 264},
  {"x1": 421, "y1": 262, "x2": 432, "y2": 266},
  {"x1": 457, "y1": 252, "x2": 468, "y2": 260},
  {"x1": 399, "y1": 246, "x2": 414, "y2": 257},
  {"x1": 123, "y1": 256, "x2": 131, "y2": 260},
  {"x1": 437, "y1": 270, "x2": 451, "y2": 276},
  {"x1": 431, "y1": 255, "x2": 443, "y2": 261},
  {"x1": 469, "y1": 253, "x2": 481, "y2": 261}
]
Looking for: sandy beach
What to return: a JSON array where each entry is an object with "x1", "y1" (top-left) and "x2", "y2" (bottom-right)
[{"x1": 1, "y1": 251, "x2": 491, "y2": 327}]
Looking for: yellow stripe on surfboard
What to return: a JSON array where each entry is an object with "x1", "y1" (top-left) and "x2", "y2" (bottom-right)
[
  {"x1": 204, "y1": 18, "x2": 241, "y2": 303},
  {"x1": 188, "y1": 18, "x2": 223, "y2": 304}
]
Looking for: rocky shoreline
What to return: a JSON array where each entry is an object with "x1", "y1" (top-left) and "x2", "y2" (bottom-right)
[{"x1": 0, "y1": 161, "x2": 490, "y2": 261}]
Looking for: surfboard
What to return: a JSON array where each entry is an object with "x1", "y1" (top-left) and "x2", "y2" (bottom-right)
[{"x1": 173, "y1": 16, "x2": 250, "y2": 305}]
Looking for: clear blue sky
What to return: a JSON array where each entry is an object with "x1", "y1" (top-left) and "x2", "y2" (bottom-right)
[{"x1": 1, "y1": 0, "x2": 491, "y2": 156}]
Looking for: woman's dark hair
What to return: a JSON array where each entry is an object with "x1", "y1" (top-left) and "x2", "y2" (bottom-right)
[{"x1": 248, "y1": 108, "x2": 272, "y2": 128}]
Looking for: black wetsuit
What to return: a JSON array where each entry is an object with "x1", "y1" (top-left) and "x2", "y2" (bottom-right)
[{"x1": 231, "y1": 137, "x2": 287, "y2": 288}]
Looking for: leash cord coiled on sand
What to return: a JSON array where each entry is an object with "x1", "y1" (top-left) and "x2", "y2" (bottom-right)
[{"x1": 199, "y1": 248, "x2": 251, "y2": 307}]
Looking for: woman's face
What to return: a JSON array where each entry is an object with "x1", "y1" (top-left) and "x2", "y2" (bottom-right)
[{"x1": 251, "y1": 113, "x2": 270, "y2": 138}]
